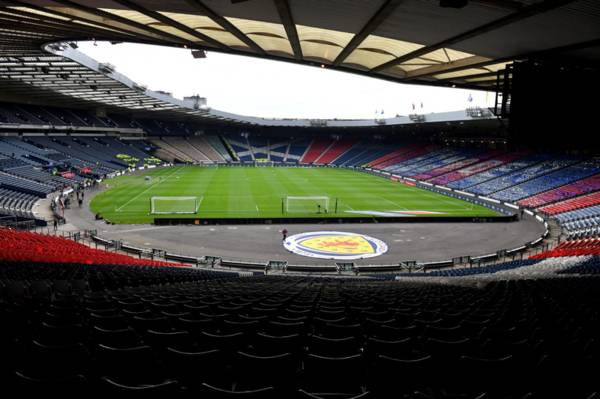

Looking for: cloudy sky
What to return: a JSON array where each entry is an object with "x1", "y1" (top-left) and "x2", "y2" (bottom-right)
[{"x1": 78, "y1": 41, "x2": 494, "y2": 119}]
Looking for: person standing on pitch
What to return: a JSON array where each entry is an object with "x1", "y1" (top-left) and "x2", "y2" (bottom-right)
[{"x1": 282, "y1": 228, "x2": 288, "y2": 241}]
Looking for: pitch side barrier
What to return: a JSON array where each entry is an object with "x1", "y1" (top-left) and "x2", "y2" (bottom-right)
[
  {"x1": 87, "y1": 230, "x2": 548, "y2": 275},
  {"x1": 219, "y1": 161, "x2": 300, "y2": 167},
  {"x1": 153, "y1": 214, "x2": 515, "y2": 225}
]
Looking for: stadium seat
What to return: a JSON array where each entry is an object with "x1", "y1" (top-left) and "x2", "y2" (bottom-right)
[
  {"x1": 164, "y1": 347, "x2": 225, "y2": 388},
  {"x1": 234, "y1": 351, "x2": 297, "y2": 391},
  {"x1": 302, "y1": 353, "x2": 366, "y2": 395},
  {"x1": 94, "y1": 344, "x2": 169, "y2": 387},
  {"x1": 199, "y1": 383, "x2": 277, "y2": 398},
  {"x1": 99, "y1": 376, "x2": 179, "y2": 393}
]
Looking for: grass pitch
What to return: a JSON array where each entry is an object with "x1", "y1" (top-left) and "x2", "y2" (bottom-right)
[{"x1": 90, "y1": 166, "x2": 499, "y2": 224}]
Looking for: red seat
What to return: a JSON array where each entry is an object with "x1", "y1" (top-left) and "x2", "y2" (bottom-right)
[{"x1": 0, "y1": 228, "x2": 184, "y2": 267}]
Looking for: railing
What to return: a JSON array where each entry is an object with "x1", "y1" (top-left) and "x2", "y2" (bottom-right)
[{"x1": 0, "y1": 215, "x2": 36, "y2": 229}]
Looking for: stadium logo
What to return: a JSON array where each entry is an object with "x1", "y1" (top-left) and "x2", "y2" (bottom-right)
[{"x1": 284, "y1": 231, "x2": 388, "y2": 260}]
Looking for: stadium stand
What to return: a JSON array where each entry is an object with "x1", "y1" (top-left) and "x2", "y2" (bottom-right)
[
  {"x1": 58, "y1": 137, "x2": 128, "y2": 170},
  {"x1": 300, "y1": 139, "x2": 333, "y2": 164},
  {"x1": 329, "y1": 145, "x2": 364, "y2": 166},
  {"x1": 558, "y1": 256, "x2": 600, "y2": 274},
  {"x1": 314, "y1": 139, "x2": 357, "y2": 164},
  {"x1": 163, "y1": 137, "x2": 210, "y2": 162},
  {"x1": 519, "y1": 174, "x2": 600, "y2": 208},
  {"x1": 386, "y1": 148, "x2": 454, "y2": 175},
  {"x1": 539, "y1": 191, "x2": 600, "y2": 216},
  {"x1": 286, "y1": 138, "x2": 312, "y2": 162},
  {"x1": 28, "y1": 137, "x2": 119, "y2": 176},
  {"x1": 448, "y1": 154, "x2": 547, "y2": 190},
  {"x1": 0, "y1": 137, "x2": 62, "y2": 167},
  {"x1": 0, "y1": 229, "x2": 181, "y2": 267},
  {"x1": 186, "y1": 136, "x2": 225, "y2": 162},
  {"x1": 224, "y1": 136, "x2": 253, "y2": 161},
  {"x1": 149, "y1": 138, "x2": 194, "y2": 163},
  {"x1": 559, "y1": 213, "x2": 600, "y2": 239},
  {"x1": 0, "y1": 103, "x2": 130, "y2": 129},
  {"x1": 417, "y1": 151, "x2": 494, "y2": 182},
  {"x1": 554, "y1": 204, "x2": 600, "y2": 223},
  {"x1": 0, "y1": 189, "x2": 38, "y2": 219},
  {"x1": 0, "y1": 261, "x2": 597, "y2": 397},
  {"x1": 4, "y1": 166, "x2": 74, "y2": 190},
  {"x1": 389, "y1": 255, "x2": 595, "y2": 279},
  {"x1": 247, "y1": 136, "x2": 269, "y2": 161},
  {"x1": 346, "y1": 146, "x2": 396, "y2": 167},
  {"x1": 331, "y1": 143, "x2": 391, "y2": 167},
  {"x1": 468, "y1": 157, "x2": 575, "y2": 196},
  {"x1": 397, "y1": 259, "x2": 539, "y2": 277},
  {"x1": 205, "y1": 136, "x2": 232, "y2": 161},
  {"x1": 369, "y1": 145, "x2": 431, "y2": 169},
  {"x1": 268, "y1": 140, "x2": 289, "y2": 162},
  {"x1": 412, "y1": 149, "x2": 488, "y2": 180},
  {"x1": 531, "y1": 239, "x2": 600, "y2": 258},
  {"x1": 0, "y1": 171, "x2": 54, "y2": 197},
  {"x1": 150, "y1": 146, "x2": 178, "y2": 163},
  {"x1": 367, "y1": 146, "x2": 416, "y2": 168},
  {"x1": 491, "y1": 160, "x2": 600, "y2": 202},
  {"x1": 75, "y1": 137, "x2": 152, "y2": 168},
  {"x1": 442, "y1": 153, "x2": 527, "y2": 187},
  {"x1": 367, "y1": 144, "x2": 424, "y2": 169}
]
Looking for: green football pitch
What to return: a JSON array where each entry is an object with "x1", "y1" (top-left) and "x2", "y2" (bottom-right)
[{"x1": 90, "y1": 166, "x2": 500, "y2": 224}]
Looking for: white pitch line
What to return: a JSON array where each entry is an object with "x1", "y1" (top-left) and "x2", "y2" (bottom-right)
[
  {"x1": 379, "y1": 196, "x2": 407, "y2": 210},
  {"x1": 421, "y1": 190, "x2": 467, "y2": 208},
  {"x1": 114, "y1": 226, "x2": 174, "y2": 234},
  {"x1": 196, "y1": 196, "x2": 204, "y2": 212},
  {"x1": 115, "y1": 167, "x2": 182, "y2": 212}
]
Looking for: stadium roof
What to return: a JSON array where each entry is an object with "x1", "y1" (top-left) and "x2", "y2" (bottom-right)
[{"x1": 0, "y1": 0, "x2": 598, "y2": 126}]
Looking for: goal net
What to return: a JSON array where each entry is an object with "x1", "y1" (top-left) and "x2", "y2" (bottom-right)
[
  {"x1": 255, "y1": 160, "x2": 274, "y2": 167},
  {"x1": 150, "y1": 196, "x2": 201, "y2": 215},
  {"x1": 284, "y1": 196, "x2": 331, "y2": 214}
]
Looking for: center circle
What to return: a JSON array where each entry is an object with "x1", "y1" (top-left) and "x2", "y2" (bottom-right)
[{"x1": 283, "y1": 231, "x2": 388, "y2": 260}]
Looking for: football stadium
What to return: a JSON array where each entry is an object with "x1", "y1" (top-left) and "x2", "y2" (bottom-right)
[{"x1": 0, "y1": 1, "x2": 599, "y2": 397}]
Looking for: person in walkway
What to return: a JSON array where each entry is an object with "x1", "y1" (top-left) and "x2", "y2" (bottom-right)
[
  {"x1": 53, "y1": 218, "x2": 58, "y2": 231},
  {"x1": 281, "y1": 228, "x2": 288, "y2": 241}
]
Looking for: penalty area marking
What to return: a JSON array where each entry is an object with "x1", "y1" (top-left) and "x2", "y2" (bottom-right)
[
  {"x1": 378, "y1": 196, "x2": 407, "y2": 210},
  {"x1": 115, "y1": 167, "x2": 183, "y2": 213}
]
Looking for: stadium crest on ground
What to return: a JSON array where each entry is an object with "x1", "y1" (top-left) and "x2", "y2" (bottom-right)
[{"x1": 284, "y1": 231, "x2": 388, "y2": 260}]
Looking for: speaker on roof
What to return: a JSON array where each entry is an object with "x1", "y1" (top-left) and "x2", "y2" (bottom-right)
[{"x1": 191, "y1": 50, "x2": 206, "y2": 59}]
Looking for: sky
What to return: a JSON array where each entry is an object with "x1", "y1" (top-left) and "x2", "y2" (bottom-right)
[{"x1": 78, "y1": 41, "x2": 495, "y2": 120}]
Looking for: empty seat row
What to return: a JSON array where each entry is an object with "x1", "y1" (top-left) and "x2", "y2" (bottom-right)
[{"x1": 1, "y1": 265, "x2": 598, "y2": 398}]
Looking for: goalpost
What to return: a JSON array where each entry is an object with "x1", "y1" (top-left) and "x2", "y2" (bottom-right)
[
  {"x1": 255, "y1": 160, "x2": 274, "y2": 167},
  {"x1": 284, "y1": 196, "x2": 335, "y2": 214},
  {"x1": 150, "y1": 196, "x2": 201, "y2": 215}
]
